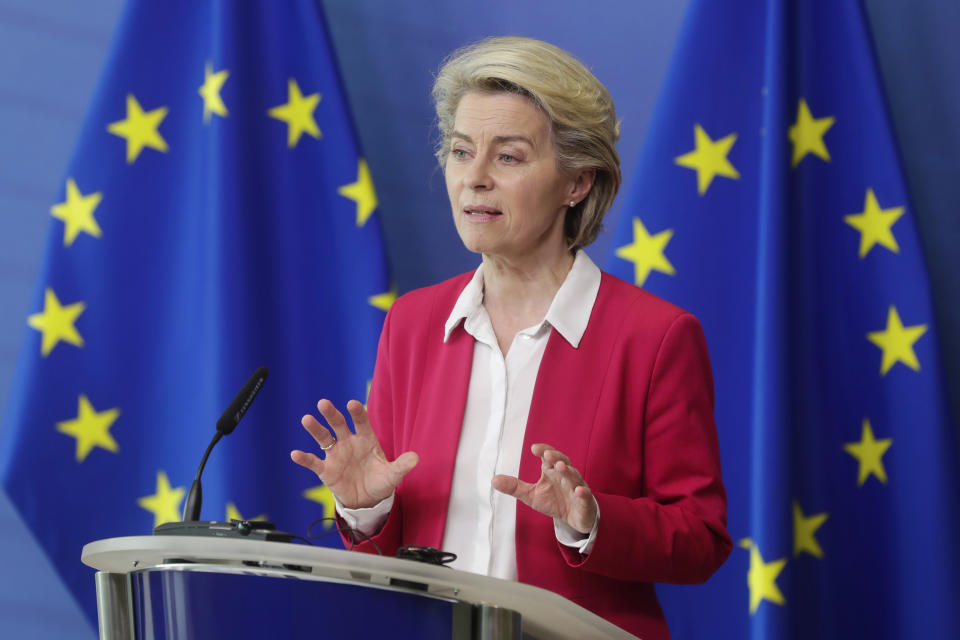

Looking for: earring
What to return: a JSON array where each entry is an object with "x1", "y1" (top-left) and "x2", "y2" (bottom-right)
[{"x1": 569, "y1": 200, "x2": 576, "y2": 207}]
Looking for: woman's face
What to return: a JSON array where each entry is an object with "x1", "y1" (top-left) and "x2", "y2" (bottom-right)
[{"x1": 445, "y1": 91, "x2": 576, "y2": 263}]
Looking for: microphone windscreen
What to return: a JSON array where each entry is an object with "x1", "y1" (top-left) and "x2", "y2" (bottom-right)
[{"x1": 216, "y1": 366, "x2": 268, "y2": 435}]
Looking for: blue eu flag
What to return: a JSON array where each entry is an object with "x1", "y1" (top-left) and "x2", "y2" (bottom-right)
[
  {"x1": 0, "y1": 0, "x2": 390, "y2": 627},
  {"x1": 605, "y1": 0, "x2": 960, "y2": 637}
]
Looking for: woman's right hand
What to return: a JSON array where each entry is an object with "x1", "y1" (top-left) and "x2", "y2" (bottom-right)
[{"x1": 290, "y1": 399, "x2": 419, "y2": 510}]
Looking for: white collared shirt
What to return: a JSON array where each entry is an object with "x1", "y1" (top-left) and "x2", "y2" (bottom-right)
[{"x1": 338, "y1": 250, "x2": 602, "y2": 579}]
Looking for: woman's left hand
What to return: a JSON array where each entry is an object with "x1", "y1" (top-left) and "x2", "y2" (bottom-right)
[{"x1": 492, "y1": 443, "x2": 597, "y2": 535}]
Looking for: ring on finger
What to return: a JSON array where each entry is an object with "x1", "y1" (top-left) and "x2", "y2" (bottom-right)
[{"x1": 320, "y1": 441, "x2": 336, "y2": 451}]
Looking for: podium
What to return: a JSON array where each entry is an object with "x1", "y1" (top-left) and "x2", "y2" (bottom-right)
[{"x1": 82, "y1": 536, "x2": 639, "y2": 639}]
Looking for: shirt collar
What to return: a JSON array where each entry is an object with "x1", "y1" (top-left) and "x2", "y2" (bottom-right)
[
  {"x1": 443, "y1": 250, "x2": 601, "y2": 348},
  {"x1": 444, "y1": 265, "x2": 486, "y2": 342}
]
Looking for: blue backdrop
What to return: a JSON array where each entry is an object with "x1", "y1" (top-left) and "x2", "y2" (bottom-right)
[{"x1": 0, "y1": 0, "x2": 957, "y2": 637}]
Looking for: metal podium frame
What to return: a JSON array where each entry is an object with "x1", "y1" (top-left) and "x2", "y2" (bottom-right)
[{"x1": 82, "y1": 536, "x2": 639, "y2": 639}]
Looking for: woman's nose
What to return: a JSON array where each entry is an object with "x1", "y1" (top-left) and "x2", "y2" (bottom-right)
[{"x1": 463, "y1": 156, "x2": 493, "y2": 190}]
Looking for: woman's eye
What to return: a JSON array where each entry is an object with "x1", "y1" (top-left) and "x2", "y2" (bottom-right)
[
  {"x1": 500, "y1": 154, "x2": 518, "y2": 163},
  {"x1": 451, "y1": 148, "x2": 468, "y2": 160}
]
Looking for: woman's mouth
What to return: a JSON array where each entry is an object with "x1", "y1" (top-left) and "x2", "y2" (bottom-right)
[{"x1": 464, "y1": 205, "x2": 502, "y2": 217}]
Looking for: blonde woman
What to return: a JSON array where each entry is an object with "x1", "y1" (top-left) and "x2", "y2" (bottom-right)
[{"x1": 293, "y1": 36, "x2": 731, "y2": 639}]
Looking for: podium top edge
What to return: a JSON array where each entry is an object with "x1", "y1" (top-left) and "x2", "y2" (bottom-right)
[{"x1": 81, "y1": 536, "x2": 638, "y2": 640}]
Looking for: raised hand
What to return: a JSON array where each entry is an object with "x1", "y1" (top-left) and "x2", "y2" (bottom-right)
[
  {"x1": 290, "y1": 399, "x2": 418, "y2": 510},
  {"x1": 492, "y1": 443, "x2": 597, "y2": 534}
]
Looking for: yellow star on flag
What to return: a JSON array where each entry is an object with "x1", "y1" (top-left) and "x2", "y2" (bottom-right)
[
  {"x1": 674, "y1": 124, "x2": 740, "y2": 195},
  {"x1": 792, "y1": 501, "x2": 828, "y2": 558},
  {"x1": 304, "y1": 485, "x2": 336, "y2": 528},
  {"x1": 50, "y1": 178, "x2": 103, "y2": 247},
  {"x1": 739, "y1": 538, "x2": 786, "y2": 614},
  {"x1": 27, "y1": 288, "x2": 85, "y2": 357},
  {"x1": 788, "y1": 98, "x2": 835, "y2": 168},
  {"x1": 339, "y1": 158, "x2": 378, "y2": 227},
  {"x1": 137, "y1": 471, "x2": 185, "y2": 528},
  {"x1": 226, "y1": 502, "x2": 268, "y2": 522},
  {"x1": 843, "y1": 188, "x2": 906, "y2": 259},
  {"x1": 198, "y1": 62, "x2": 230, "y2": 123},
  {"x1": 368, "y1": 284, "x2": 397, "y2": 312},
  {"x1": 615, "y1": 217, "x2": 675, "y2": 286},
  {"x1": 843, "y1": 418, "x2": 893, "y2": 486},
  {"x1": 268, "y1": 78, "x2": 321, "y2": 148},
  {"x1": 106, "y1": 94, "x2": 169, "y2": 163},
  {"x1": 56, "y1": 394, "x2": 120, "y2": 463},
  {"x1": 867, "y1": 305, "x2": 927, "y2": 375}
]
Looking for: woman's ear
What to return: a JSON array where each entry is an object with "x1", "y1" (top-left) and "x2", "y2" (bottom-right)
[{"x1": 568, "y1": 168, "x2": 596, "y2": 205}]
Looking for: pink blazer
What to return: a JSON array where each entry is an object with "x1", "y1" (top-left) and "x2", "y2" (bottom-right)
[{"x1": 346, "y1": 270, "x2": 731, "y2": 640}]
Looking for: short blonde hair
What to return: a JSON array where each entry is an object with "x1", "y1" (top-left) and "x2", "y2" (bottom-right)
[{"x1": 432, "y1": 36, "x2": 621, "y2": 251}]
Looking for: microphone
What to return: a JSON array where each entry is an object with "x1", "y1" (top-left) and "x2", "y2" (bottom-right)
[
  {"x1": 182, "y1": 366, "x2": 268, "y2": 521},
  {"x1": 216, "y1": 366, "x2": 268, "y2": 435}
]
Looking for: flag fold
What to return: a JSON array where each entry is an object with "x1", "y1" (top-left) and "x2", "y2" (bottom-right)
[
  {"x1": 605, "y1": 1, "x2": 960, "y2": 637},
  {"x1": 1, "y1": 0, "x2": 389, "y2": 625}
]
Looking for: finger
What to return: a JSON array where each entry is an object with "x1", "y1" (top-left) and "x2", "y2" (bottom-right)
[
  {"x1": 290, "y1": 449, "x2": 324, "y2": 477},
  {"x1": 491, "y1": 474, "x2": 519, "y2": 495},
  {"x1": 572, "y1": 484, "x2": 597, "y2": 519},
  {"x1": 530, "y1": 443, "x2": 551, "y2": 458},
  {"x1": 531, "y1": 443, "x2": 552, "y2": 473},
  {"x1": 573, "y1": 484, "x2": 594, "y2": 503},
  {"x1": 553, "y1": 460, "x2": 585, "y2": 488},
  {"x1": 492, "y1": 474, "x2": 535, "y2": 503},
  {"x1": 317, "y1": 399, "x2": 352, "y2": 441},
  {"x1": 540, "y1": 462, "x2": 573, "y2": 495},
  {"x1": 346, "y1": 400, "x2": 375, "y2": 438},
  {"x1": 390, "y1": 451, "x2": 420, "y2": 479},
  {"x1": 570, "y1": 485, "x2": 598, "y2": 534},
  {"x1": 541, "y1": 446, "x2": 572, "y2": 467},
  {"x1": 532, "y1": 444, "x2": 573, "y2": 478},
  {"x1": 301, "y1": 414, "x2": 337, "y2": 449}
]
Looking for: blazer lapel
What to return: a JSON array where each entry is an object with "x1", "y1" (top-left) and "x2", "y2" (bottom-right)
[
  {"x1": 405, "y1": 322, "x2": 474, "y2": 548},
  {"x1": 520, "y1": 329, "x2": 607, "y2": 484},
  {"x1": 516, "y1": 286, "x2": 617, "y2": 568}
]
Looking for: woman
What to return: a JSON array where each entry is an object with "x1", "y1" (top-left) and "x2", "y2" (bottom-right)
[{"x1": 291, "y1": 36, "x2": 731, "y2": 639}]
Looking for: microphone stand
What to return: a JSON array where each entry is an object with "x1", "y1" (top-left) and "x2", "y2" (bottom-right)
[
  {"x1": 152, "y1": 367, "x2": 294, "y2": 542},
  {"x1": 182, "y1": 432, "x2": 222, "y2": 522}
]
